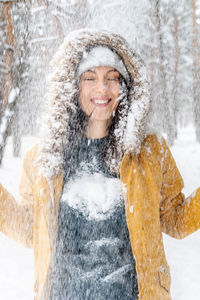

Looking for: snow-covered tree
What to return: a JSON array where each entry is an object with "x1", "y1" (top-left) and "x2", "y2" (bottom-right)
[
  {"x1": 0, "y1": 1, "x2": 20, "y2": 163},
  {"x1": 191, "y1": 0, "x2": 200, "y2": 142}
]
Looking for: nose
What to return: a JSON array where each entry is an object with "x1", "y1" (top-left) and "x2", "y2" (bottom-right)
[{"x1": 94, "y1": 79, "x2": 109, "y2": 92}]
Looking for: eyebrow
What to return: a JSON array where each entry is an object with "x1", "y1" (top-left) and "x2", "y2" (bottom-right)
[
  {"x1": 107, "y1": 69, "x2": 119, "y2": 74},
  {"x1": 84, "y1": 70, "x2": 95, "y2": 73},
  {"x1": 83, "y1": 69, "x2": 119, "y2": 74}
]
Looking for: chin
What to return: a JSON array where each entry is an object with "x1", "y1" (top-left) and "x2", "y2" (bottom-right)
[
  {"x1": 94, "y1": 119, "x2": 110, "y2": 122},
  {"x1": 92, "y1": 111, "x2": 113, "y2": 121},
  {"x1": 93, "y1": 115, "x2": 113, "y2": 122}
]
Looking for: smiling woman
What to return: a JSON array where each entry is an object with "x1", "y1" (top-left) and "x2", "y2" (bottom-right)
[{"x1": 0, "y1": 29, "x2": 200, "y2": 300}]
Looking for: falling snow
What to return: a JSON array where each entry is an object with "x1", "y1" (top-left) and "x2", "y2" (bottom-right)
[{"x1": 0, "y1": 1, "x2": 200, "y2": 299}]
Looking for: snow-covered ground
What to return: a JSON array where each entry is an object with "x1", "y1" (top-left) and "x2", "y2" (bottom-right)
[{"x1": 0, "y1": 126, "x2": 199, "y2": 300}]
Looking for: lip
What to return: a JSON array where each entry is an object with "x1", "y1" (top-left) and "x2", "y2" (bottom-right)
[{"x1": 90, "y1": 98, "x2": 112, "y2": 107}]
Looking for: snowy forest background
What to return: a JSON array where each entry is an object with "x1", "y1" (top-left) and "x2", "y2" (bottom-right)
[
  {"x1": 0, "y1": 0, "x2": 200, "y2": 299},
  {"x1": 1, "y1": 0, "x2": 200, "y2": 160}
]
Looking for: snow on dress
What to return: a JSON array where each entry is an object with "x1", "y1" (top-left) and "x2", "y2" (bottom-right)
[{"x1": 50, "y1": 137, "x2": 138, "y2": 300}]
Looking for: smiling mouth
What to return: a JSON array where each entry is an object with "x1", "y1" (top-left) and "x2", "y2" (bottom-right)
[{"x1": 90, "y1": 98, "x2": 112, "y2": 106}]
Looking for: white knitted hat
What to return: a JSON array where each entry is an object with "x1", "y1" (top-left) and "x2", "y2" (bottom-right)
[{"x1": 77, "y1": 46, "x2": 129, "y2": 83}]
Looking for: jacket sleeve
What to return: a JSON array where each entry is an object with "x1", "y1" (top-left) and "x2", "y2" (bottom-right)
[
  {"x1": 160, "y1": 138, "x2": 200, "y2": 239},
  {"x1": 0, "y1": 146, "x2": 37, "y2": 248}
]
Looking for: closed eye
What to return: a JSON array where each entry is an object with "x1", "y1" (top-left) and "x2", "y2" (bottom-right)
[
  {"x1": 107, "y1": 78, "x2": 120, "y2": 81},
  {"x1": 83, "y1": 78, "x2": 95, "y2": 81}
]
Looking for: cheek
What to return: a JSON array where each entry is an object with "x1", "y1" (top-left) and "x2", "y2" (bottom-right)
[
  {"x1": 113, "y1": 99, "x2": 120, "y2": 111},
  {"x1": 111, "y1": 86, "x2": 120, "y2": 108},
  {"x1": 78, "y1": 88, "x2": 92, "y2": 115},
  {"x1": 111, "y1": 84, "x2": 120, "y2": 99},
  {"x1": 110, "y1": 85, "x2": 120, "y2": 112}
]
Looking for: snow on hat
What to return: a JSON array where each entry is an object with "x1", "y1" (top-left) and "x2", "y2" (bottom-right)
[{"x1": 77, "y1": 46, "x2": 130, "y2": 84}]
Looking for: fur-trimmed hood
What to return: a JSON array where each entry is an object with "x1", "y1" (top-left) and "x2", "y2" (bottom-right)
[{"x1": 39, "y1": 29, "x2": 151, "y2": 177}]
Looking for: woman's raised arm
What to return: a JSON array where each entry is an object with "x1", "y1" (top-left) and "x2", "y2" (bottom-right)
[
  {"x1": 0, "y1": 146, "x2": 38, "y2": 248},
  {"x1": 160, "y1": 138, "x2": 200, "y2": 239}
]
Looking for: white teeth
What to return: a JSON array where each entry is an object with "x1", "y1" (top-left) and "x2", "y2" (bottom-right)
[{"x1": 93, "y1": 100, "x2": 109, "y2": 104}]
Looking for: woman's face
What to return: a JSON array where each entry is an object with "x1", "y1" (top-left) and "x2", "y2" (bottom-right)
[{"x1": 78, "y1": 66, "x2": 120, "y2": 121}]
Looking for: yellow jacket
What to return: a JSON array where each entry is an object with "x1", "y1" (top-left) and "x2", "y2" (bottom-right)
[{"x1": 0, "y1": 134, "x2": 200, "y2": 300}]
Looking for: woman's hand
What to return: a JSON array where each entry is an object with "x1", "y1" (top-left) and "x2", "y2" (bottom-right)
[{"x1": 0, "y1": 180, "x2": 33, "y2": 248}]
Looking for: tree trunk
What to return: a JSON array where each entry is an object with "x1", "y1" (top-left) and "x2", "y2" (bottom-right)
[
  {"x1": 1, "y1": 2, "x2": 15, "y2": 112},
  {"x1": 68, "y1": 0, "x2": 89, "y2": 29},
  {"x1": 0, "y1": 2, "x2": 17, "y2": 164},
  {"x1": 149, "y1": 1, "x2": 156, "y2": 89},
  {"x1": 148, "y1": 0, "x2": 164, "y2": 131},
  {"x1": 171, "y1": 13, "x2": 179, "y2": 141},
  {"x1": 11, "y1": 1, "x2": 31, "y2": 156},
  {"x1": 156, "y1": 0, "x2": 176, "y2": 146},
  {"x1": 0, "y1": 88, "x2": 19, "y2": 164},
  {"x1": 0, "y1": 1, "x2": 23, "y2": 163},
  {"x1": 191, "y1": 0, "x2": 200, "y2": 142}
]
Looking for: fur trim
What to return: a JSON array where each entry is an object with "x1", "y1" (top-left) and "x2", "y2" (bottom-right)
[{"x1": 39, "y1": 28, "x2": 151, "y2": 178}]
